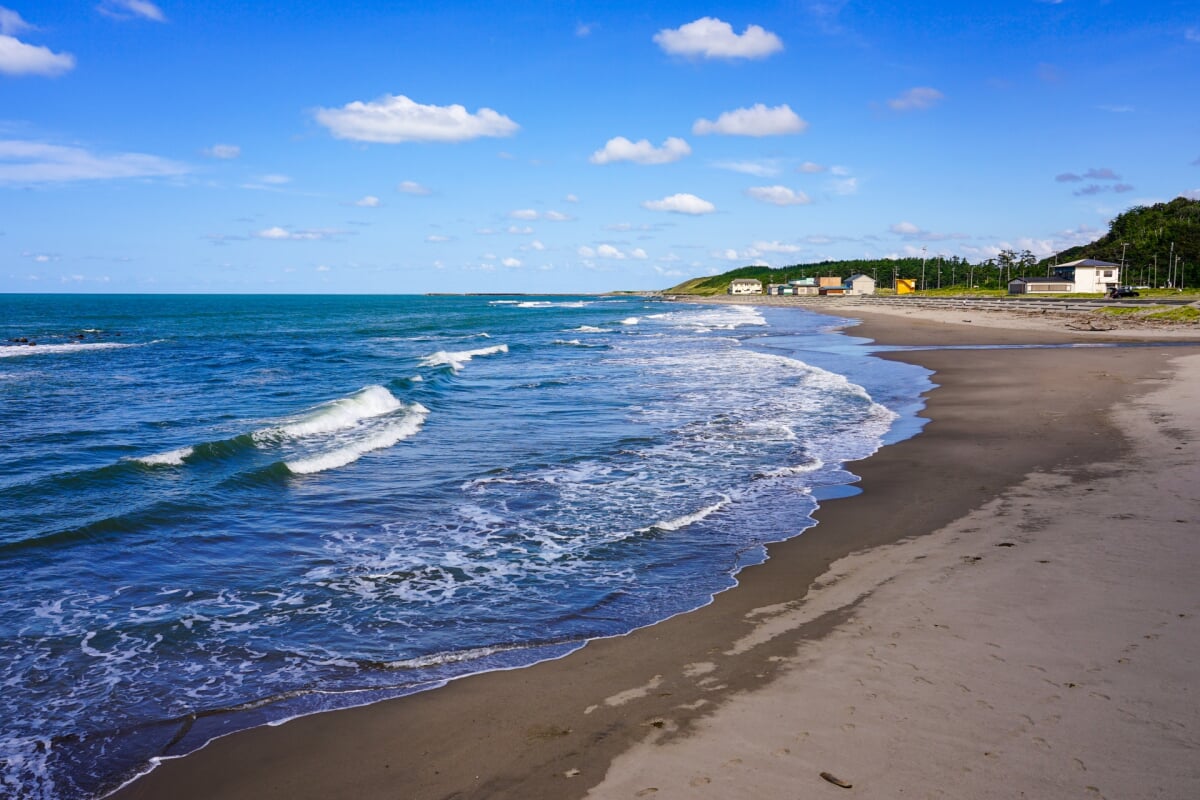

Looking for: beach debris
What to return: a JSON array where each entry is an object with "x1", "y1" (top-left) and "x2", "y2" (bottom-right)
[
  {"x1": 820, "y1": 771, "x2": 853, "y2": 788},
  {"x1": 564, "y1": 768, "x2": 581, "y2": 778}
]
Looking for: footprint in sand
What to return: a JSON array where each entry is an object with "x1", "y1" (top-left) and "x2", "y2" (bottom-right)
[{"x1": 689, "y1": 776, "x2": 712, "y2": 787}]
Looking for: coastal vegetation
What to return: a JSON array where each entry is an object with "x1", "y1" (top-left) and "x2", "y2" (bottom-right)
[{"x1": 665, "y1": 197, "x2": 1200, "y2": 295}]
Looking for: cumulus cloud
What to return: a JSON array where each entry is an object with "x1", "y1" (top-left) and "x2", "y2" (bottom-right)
[
  {"x1": 0, "y1": 12, "x2": 75, "y2": 77},
  {"x1": 887, "y1": 87, "x2": 944, "y2": 112},
  {"x1": 693, "y1": 104, "x2": 808, "y2": 137},
  {"x1": 798, "y1": 161, "x2": 827, "y2": 174},
  {"x1": 713, "y1": 159, "x2": 780, "y2": 177},
  {"x1": 508, "y1": 209, "x2": 573, "y2": 222},
  {"x1": 426, "y1": 234, "x2": 451, "y2": 243},
  {"x1": 753, "y1": 240, "x2": 804, "y2": 254},
  {"x1": 0, "y1": 139, "x2": 187, "y2": 183},
  {"x1": 654, "y1": 17, "x2": 783, "y2": 60},
  {"x1": 398, "y1": 180, "x2": 432, "y2": 195},
  {"x1": 203, "y1": 143, "x2": 241, "y2": 159},
  {"x1": 254, "y1": 226, "x2": 342, "y2": 241},
  {"x1": 564, "y1": 193, "x2": 579, "y2": 203},
  {"x1": 507, "y1": 225, "x2": 534, "y2": 234},
  {"x1": 642, "y1": 193, "x2": 716, "y2": 215},
  {"x1": 315, "y1": 94, "x2": 519, "y2": 144},
  {"x1": 583, "y1": 243, "x2": 650, "y2": 260},
  {"x1": 745, "y1": 185, "x2": 811, "y2": 206},
  {"x1": 1074, "y1": 183, "x2": 1134, "y2": 196},
  {"x1": 354, "y1": 195, "x2": 381, "y2": 207},
  {"x1": 97, "y1": 1, "x2": 166, "y2": 22},
  {"x1": 502, "y1": 257, "x2": 522, "y2": 268},
  {"x1": 890, "y1": 221, "x2": 922, "y2": 236},
  {"x1": 590, "y1": 136, "x2": 691, "y2": 165}
]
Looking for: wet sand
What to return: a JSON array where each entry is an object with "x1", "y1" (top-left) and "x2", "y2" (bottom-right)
[{"x1": 112, "y1": 304, "x2": 1200, "y2": 800}]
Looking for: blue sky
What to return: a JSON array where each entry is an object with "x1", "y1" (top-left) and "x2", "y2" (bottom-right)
[{"x1": 2, "y1": 1, "x2": 1198, "y2": 293}]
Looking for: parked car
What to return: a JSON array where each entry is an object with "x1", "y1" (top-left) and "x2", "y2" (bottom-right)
[{"x1": 1107, "y1": 286, "x2": 1140, "y2": 298}]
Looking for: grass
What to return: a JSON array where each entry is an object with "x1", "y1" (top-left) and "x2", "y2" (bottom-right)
[
  {"x1": 1145, "y1": 306, "x2": 1200, "y2": 322},
  {"x1": 1096, "y1": 306, "x2": 1148, "y2": 316}
]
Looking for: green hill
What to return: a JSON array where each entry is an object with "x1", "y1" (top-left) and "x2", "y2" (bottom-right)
[
  {"x1": 664, "y1": 196, "x2": 1200, "y2": 294},
  {"x1": 664, "y1": 257, "x2": 971, "y2": 295},
  {"x1": 1039, "y1": 196, "x2": 1200, "y2": 287}
]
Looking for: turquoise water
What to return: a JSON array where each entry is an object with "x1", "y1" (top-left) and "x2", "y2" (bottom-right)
[{"x1": 0, "y1": 294, "x2": 930, "y2": 799}]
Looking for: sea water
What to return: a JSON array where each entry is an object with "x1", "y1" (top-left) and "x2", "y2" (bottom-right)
[{"x1": 0, "y1": 294, "x2": 930, "y2": 799}]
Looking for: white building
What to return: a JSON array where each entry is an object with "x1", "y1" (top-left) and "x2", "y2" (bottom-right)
[
  {"x1": 728, "y1": 278, "x2": 763, "y2": 295},
  {"x1": 1008, "y1": 277, "x2": 1074, "y2": 294},
  {"x1": 845, "y1": 273, "x2": 876, "y2": 295},
  {"x1": 1051, "y1": 259, "x2": 1120, "y2": 293}
]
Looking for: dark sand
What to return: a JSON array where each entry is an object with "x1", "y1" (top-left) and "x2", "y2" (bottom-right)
[{"x1": 111, "y1": 309, "x2": 1200, "y2": 800}]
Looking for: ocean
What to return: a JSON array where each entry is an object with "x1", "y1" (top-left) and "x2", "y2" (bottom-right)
[{"x1": 0, "y1": 294, "x2": 931, "y2": 799}]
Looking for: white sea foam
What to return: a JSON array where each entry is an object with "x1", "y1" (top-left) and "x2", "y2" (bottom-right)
[
  {"x1": 418, "y1": 344, "x2": 508, "y2": 373},
  {"x1": 639, "y1": 498, "x2": 728, "y2": 533},
  {"x1": 133, "y1": 446, "x2": 194, "y2": 467},
  {"x1": 286, "y1": 403, "x2": 429, "y2": 475},
  {"x1": 620, "y1": 317, "x2": 639, "y2": 325},
  {"x1": 0, "y1": 342, "x2": 131, "y2": 358},
  {"x1": 554, "y1": 339, "x2": 583, "y2": 346},
  {"x1": 573, "y1": 325, "x2": 610, "y2": 333},
  {"x1": 261, "y1": 385, "x2": 402, "y2": 441}
]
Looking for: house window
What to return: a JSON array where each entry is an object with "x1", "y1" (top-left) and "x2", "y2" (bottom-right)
[{"x1": 1103, "y1": 270, "x2": 1113, "y2": 277}]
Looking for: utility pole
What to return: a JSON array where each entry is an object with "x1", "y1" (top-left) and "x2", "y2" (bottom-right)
[
  {"x1": 1169, "y1": 242, "x2": 1175, "y2": 288},
  {"x1": 1120, "y1": 243, "x2": 1129, "y2": 285},
  {"x1": 920, "y1": 246, "x2": 927, "y2": 291}
]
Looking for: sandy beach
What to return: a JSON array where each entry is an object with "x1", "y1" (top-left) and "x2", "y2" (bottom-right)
[{"x1": 112, "y1": 301, "x2": 1200, "y2": 800}]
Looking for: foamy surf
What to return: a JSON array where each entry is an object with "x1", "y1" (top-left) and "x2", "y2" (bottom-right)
[
  {"x1": 286, "y1": 403, "x2": 429, "y2": 475},
  {"x1": 0, "y1": 342, "x2": 132, "y2": 358},
  {"x1": 419, "y1": 344, "x2": 508, "y2": 373},
  {"x1": 639, "y1": 498, "x2": 729, "y2": 534},
  {"x1": 257, "y1": 385, "x2": 402, "y2": 442},
  {"x1": 132, "y1": 447, "x2": 195, "y2": 467}
]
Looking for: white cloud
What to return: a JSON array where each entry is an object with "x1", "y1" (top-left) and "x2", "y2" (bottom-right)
[
  {"x1": 576, "y1": 22, "x2": 594, "y2": 37},
  {"x1": 426, "y1": 234, "x2": 451, "y2": 243},
  {"x1": 1186, "y1": 28, "x2": 1200, "y2": 43},
  {"x1": 259, "y1": 173, "x2": 290, "y2": 185},
  {"x1": 315, "y1": 264, "x2": 331, "y2": 272},
  {"x1": 597, "y1": 244, "x2": 625, "y2": 259},
  {"x1": 502, "y1": 257, "x2": 522, "y2": 268},
  {"x1": 254, "y1": 226, "x2": 341, "y2": 241},
  {"x1": 0, "y1": 33, "x2": 75, "y2": 76},
  {"x1": 887, "y1": 86, "x2": 945, "y2": 112},
  {"x1": 693, "y1": 104, "x2": 808, "y2": 137},
  {"x1": 745, "y1": 185, "x2": 811, "y2": 206},
  {"x1": 713, "y1": 159, "x2": 780, "y2": 177},
  {"x1": 654, "y1": 17, "x2": 783, "y2": 60},
  {"x1": 0, "y1": 8, "x2": 32, "y2": 35},
  {"x1": 829, "y1": 176, "x2": 858, "y2": 195},
  {"x1": 564, "y1": 193, "x2": 579, "y2": 203},
  {"x1": 507, "y1": 225, "x2": 534, "y2": 234},
  {"x1": 354, "y1": 195, "x2": 381, "y2": 207},
  {"x1": 97, "y1": 1, "x2": 167, "y2": 22},
  {"x1": 0, "y1": 139, "x2": 186, "y2": 183},
  {"x1": 1183, "y1": 189, "x2": 1200, "y2": 200},
  {"x1": 642, "y1": 193, "x2": 716, "y2": 215},
  {"x1": 315, "y1": 94, "x2": 519, "y2": 144},
  {"x1": 590, "y1": 136, "x2": 691, "y2": 165},
  {"x1": 890, "y1": 221, "x2": 922, "y2": 235},
  {"x1": 529, "y1": 240, "x2": 546, "y2": 251},
  {"x1": 753, "y1": 240, "x2": 803, "y2": 254},
  {"x1": 203, "y1": 143, "x2": 240, "y2": 159},
  {"x1": 513, "y1": 209, "x2": 573, "y2": 222},
  {"x1": 798, "y1": 161, "x2": 827, "y2": 174},
  {"x1": 398, "y1": 180, "x2": 432, "y2": 195}
]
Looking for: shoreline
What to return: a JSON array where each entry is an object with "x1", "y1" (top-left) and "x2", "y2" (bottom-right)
[{"x1": 113, "y1": 302, "x2": 1200, "y2": 800}]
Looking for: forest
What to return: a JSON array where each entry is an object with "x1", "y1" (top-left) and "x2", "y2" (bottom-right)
[{"x1": 666, "y1": 196, "x2": 1200, "y2": 294}]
